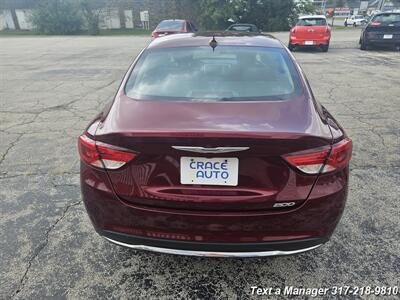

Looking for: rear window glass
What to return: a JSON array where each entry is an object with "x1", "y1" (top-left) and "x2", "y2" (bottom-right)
[
  {"x1": 125, "y1": 46, "x2": 302, "y2": 101},
  {"x1": 229, "y1": 25, "x2": 254, "y2": 32},
  {"x1": 297, "y1": 18, "x2": 327, "y2": 26},
  {"x1": 372, "y1": 13, "x2": 400, "y2": 25},
  {"x1": 156, "y1": 20, "x2": 184, "y2": 30}
]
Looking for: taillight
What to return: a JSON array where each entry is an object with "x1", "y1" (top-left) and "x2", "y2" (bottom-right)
[
  {"x1": 370, "y1": 22, "x2": 381, "y2": 26},
  {"x1": 323, "y1": 138, "x2": 352, "y2": 172},
  {"x1": 283, "y1": 138, "x2": 352, "y2": 175},
  {"x1": 151, "y1": 32, "x2": 158, "y2": 38},
  {"x1": 291, "y1": 28, "x2": 296, "y2": 34},
  {"x1": 78, "y1": 135, "x2": 136, "y2": 170}
]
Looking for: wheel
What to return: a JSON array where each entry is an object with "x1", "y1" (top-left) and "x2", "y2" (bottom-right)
[
  {"x1": 353, "y1": 23, "x2": 357, "y2": 27},
  {"x1": 344, "y1": 22, "x2": 348, "y2": 27},
  {"x1": 288, "y1": 43, "x2": 295, "y2": 51},
  {"x1": 321, "y1": 44, "x2": 329, "y2": 52},
  {"x1": 360, "y1": 39, "x2": 367, "y2": 50}
]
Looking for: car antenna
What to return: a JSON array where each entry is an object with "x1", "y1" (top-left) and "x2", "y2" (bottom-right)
[{"x1": 209, "y1": 35, "x2": 218, "y2": 51}]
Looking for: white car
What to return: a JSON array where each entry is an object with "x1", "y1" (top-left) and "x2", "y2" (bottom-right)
[{"x1": 345, "y1": 15, "x2": 367, "y2": 27}]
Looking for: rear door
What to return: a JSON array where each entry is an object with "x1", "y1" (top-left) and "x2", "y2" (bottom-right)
[{"x1": 296, "y1": 18, "x2": 328, "y2": 41}]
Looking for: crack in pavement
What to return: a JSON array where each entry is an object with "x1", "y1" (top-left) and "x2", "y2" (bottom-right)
[
  {"x1": 0, "y1": 133, "x2": 24, "y2": 166},
  {"x1": 10, "y1": 200, "x2": 82, "y2": 299},
  {"x1": 0, "y1": 171, "x2": 80, "y2": 180}
]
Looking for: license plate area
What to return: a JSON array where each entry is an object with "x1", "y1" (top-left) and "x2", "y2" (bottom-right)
[
  {"x1": 304, "y1": 40, "x2": 314, "y2": 45},
  {"x1": 383, "y1": 34, "x2": 393, "y2": 39},
  {"x1": 180, "y1": 157, "x2": 239, "y2": 186}
]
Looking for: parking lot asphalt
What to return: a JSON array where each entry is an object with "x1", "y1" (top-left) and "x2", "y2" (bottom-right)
[{"x1": 0, "y1": 29, "x2": 399, "y2": 299}]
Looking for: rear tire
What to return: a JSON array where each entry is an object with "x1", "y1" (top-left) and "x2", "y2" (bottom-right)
[
  {"x1": 288, "y1": 43, "x2": 295, "y2": 51},
  {"x1": 360, "y1": 39, "x2": 367, "y2": 50},
  {"x1": 321, "y1": 44, "x2": 329, "y2": 52}
]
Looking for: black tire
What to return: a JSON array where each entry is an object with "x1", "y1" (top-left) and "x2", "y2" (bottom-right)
[
  {"x1": 321, "y1": 44, "x2": 329, "y2": 52},
  {"x1": 288, "y1": 43, "x2": 295, "y2": 51},
  {"x1": 360, "y1": 39, "x2": 367, "y2": 50}
]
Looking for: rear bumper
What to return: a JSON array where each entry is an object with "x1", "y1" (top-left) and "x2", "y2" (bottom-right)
[
  {"x1": 81, "y1": 163, "x2": 349, "y2": 255},
  {"x1": 99, "y1": 229, "x2": 326, "y2": 257},
  {"x1": 290, "y1": 36, "x2": 330, "y2": 46},
  {"x1": 365, "y1": 38, "x2": 400, "y2": 46}
]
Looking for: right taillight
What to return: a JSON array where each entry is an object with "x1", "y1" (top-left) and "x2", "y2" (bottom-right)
[
  {"x1": 283, "y1": 138, "x2": 352, "y2": 175},
  {"x1": 370, "y1": 22, "x2": 381, "y2": 26},
  {"x1": 78, "y1": 134, "x2": 136, "y2": 170},
  {"x1": 151, "y1": 31, "x2": 158, "y2": 38},
  {"x1": 323, "y1": 138, "x2": 352, "y2": 172}
]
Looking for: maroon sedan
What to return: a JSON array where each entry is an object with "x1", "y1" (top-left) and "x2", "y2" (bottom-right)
[
  {"x1": 79, "y1": 32, "x2": 352, "y2": 257},
  {"x1": 151, "y1": 19, "x2": 197, "y2": 39}
]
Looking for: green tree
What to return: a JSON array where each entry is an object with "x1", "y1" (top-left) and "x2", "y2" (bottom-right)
[
  {"x1": 336, "y1": 0, "x2": 346, "y2": 7},
  {"x1": 198, "y1": 0, "x2": 234, "y2": 30},
  {"x1": 80, "y1": 0, "x2": 102, "y2": 35},
  {"x1": 232, "y1": 0, "x2": 296, "y2": 31},
  {"x1": 290, "y1": 0, "x2": 316, "y2": 26},
  {"x1": 295, "y1": 0, "x2": 316, "y2": 15},
  {"x1": 30, "y1": 0, "x2": 83, "y2": 34}
]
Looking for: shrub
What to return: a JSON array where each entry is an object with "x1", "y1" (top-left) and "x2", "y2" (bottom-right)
[
  {"x1": 30, "y1": 0, "x2": 83, "y2": 35},
  {"x1": 80, "y1": 0, "x2": 102, "y2": 35}
]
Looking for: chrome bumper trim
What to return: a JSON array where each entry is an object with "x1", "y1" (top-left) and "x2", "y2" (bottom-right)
[{"x1": 104, "y1": 237, "x2": 322, "y2": 257}]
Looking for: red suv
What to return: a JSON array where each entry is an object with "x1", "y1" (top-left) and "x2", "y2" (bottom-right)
[
  {"x1": 79, "y1": 32, "x2": 352, "y2": 257},
  {"x1": 151, "y1": 19, "x2": 197, "y2": 39}
]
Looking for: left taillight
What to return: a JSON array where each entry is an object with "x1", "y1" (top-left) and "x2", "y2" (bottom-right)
[
  {"x1": 78, "y1": 135, "x2": 136, "y2": 170},
  {"x1": 283, "y1": 138, "x2": 352, "y2": 175}
]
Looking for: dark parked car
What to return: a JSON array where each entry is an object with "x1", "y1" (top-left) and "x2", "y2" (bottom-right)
[
  {"x1": 226, "y1": 23, "x2": 260, "y2": 32},
  {"x1": 151, "y1": 19, "x2": 197, "y2": 39},
  {"x1": 79, "y1": 32, "x2": 352, "y2": 257},
  {"x1": 360, "y1": 12, "x2": 400, "y2": 50}
]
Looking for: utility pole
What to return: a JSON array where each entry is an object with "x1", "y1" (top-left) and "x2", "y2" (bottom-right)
[{"x1": 378, "y1": 0, "x2": 386, "y2": 11}]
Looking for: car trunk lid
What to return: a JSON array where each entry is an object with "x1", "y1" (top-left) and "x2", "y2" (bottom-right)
[
  {"x1": 295, "y1": 26, "x2": 328, "y2": 39},
  {"x1": 95, "y1": 95, "x2": 333, "y2": 211}
]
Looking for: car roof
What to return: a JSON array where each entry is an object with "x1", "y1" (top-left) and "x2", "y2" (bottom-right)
[
  {"x1": 148, "y1": 32, "x2": 283, "y2": 49},
  {"x1": 299, "y1": 15, "x2": 327, "y2": 20}
]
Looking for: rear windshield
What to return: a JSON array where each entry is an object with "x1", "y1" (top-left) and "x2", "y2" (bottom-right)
[
  {"x1": 229, "y1": 25, "x2": 255, "y2": 32},
  {"x1": 297, "y1": 18, "x2": 327, "y2": 26},
  {"x1": 156, "y1": 20, "x2": 184, "y2": 31},
  {"x1": 372, "y1": 13, "x2": 400, "y2": 25},
  {"x1": 125, "y1": 46, "x2": 302, "y2": 101}
]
